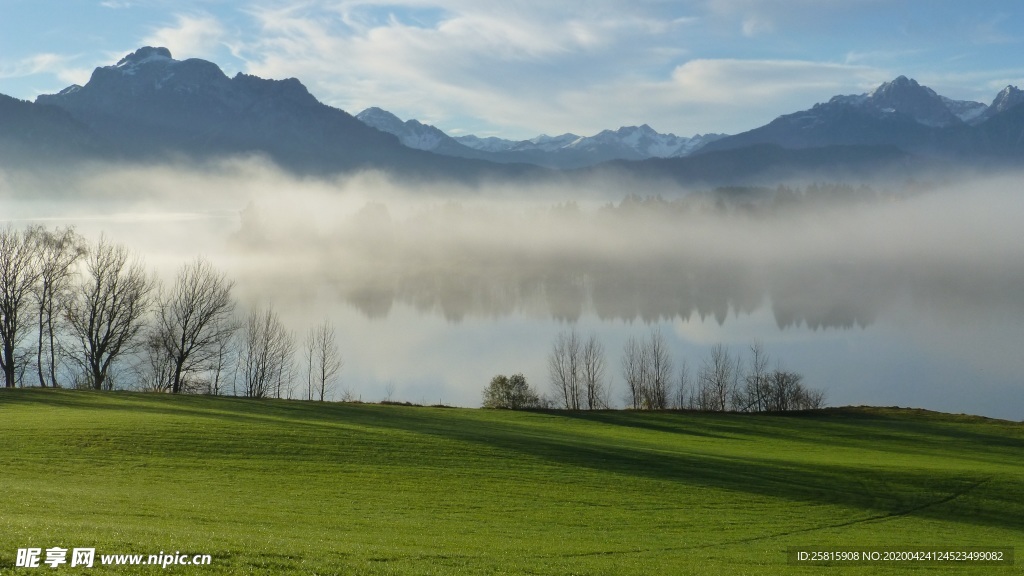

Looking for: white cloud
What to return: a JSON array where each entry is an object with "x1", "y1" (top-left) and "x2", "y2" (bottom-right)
[
  {"x1": 0, "y1": 53, "x2": 68, "y2": 78},
  {"x1": 0, "y1": 53, "x2": 92, "y2": 90},
  {"x1": 230, "y1": 1, "x2": 715, "y2": 136},
  {"x1": 143, "y1": 13, "x2": 228, "y2": 60},
  {"x1": 226, "y1": 1, "x2": 915, "y2": 137},
  {"x1": 705, "y1": 0, "x2": 892, "y2": 38},
  {"x1": 545, "y1": 58, "x2": 889, "y2": 136},
  {"x1": 741, "y1": 16, "x2": 773, "y2": 37},
  {"x1": 74, "y1": 0, "x2": 977, "y2": 139},
  {"x1": 669, "y1": 58, "x2": 882, "y2": 103},
  {"x1": 2, "y1": 0, "x2": 1021, "y2": 141}
]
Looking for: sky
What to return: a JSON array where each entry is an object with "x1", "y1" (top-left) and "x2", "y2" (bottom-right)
[{"x1": 2, "y1": 1, "x2": 1024, "y2": 140}]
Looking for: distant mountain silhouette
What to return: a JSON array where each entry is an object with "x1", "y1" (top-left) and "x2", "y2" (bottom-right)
[
  {"x1": 0, "y1": 93, "x2": 110, "y2": 163},
  {"x1": 28, "y1": 47, "x2": 540, "y2": 181},
  {"x1": 2, "y1": 50, "x2": 1022, "y2": 186},
  {"x1": 699, "y1": 76, "x2": 1024, "y2": 161},
  {"x1": 357, "y1": 106, "x2": 725, "y2": 168}
]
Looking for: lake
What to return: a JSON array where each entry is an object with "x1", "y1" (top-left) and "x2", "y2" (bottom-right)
[{"x1": 2, "y1": 162, "x2": 1021, "y2": 420}]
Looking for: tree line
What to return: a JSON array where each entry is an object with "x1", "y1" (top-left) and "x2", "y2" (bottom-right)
[
  {"x1": 0, "y1": 225, "x2": 342, "y2": 400},
  {"x1": 4, "y1": 224, "x2": 822, "y2": 411},
  {"x1": 484, "y1": 328, "x2": 825, "y2": 412}
]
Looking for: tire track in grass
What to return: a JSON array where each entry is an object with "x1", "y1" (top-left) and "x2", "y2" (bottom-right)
[{"x1": 543, "y1": 476, "x2": 993, "y2": 559}]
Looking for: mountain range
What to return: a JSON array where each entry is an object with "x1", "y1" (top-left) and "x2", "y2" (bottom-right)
[
  {"x1": 16, "y1": 47, "x2": 537, "y2": 181},
  {"x1": 355, "y1": 106, "x2": 725, "y2": 169},
  {"x1": 699, "y1": 76, "x2": 1024, "y2": 160},
  {"x1": 2, "y1": 46, "x2": 1023, "y2": 186}
]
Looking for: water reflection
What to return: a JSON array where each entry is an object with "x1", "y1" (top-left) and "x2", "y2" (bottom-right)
[
  {"x1": 3, "y1": 164, "x2": 1023, "y2": 419},
  {"x1": 230, "y1": 197, "x2": 1023, "y2": 333}
]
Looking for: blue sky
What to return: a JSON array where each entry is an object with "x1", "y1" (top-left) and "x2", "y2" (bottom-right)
[{"x1": 2, "y1": 1, "x2": 1023, "y2": 139}]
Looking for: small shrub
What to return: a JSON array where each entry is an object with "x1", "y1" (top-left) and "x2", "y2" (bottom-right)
[{"x1": 482, "y1": 373, "x2": 541, "y2": 409}]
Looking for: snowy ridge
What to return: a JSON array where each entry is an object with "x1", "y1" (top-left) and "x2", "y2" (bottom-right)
[
  {"x1": 356, "y1": 106, "x2": 727, "y2": 167},
  {"x1": 456, "y1": 126, "x2": 724, "y2": 158},
  {"x1": 356, "y1": 107, "x2": 450, "y2": 152},
  {"x1": 520, "y1": 133, "x2": 581, "y2": 152},
  {"x1": 941, "y1": 97, "x2": 987, "y2": 123},
  {"x1": 452, "y1": 134, "x2": 518, "y2": 153},
  {"x1": 13, "y1": 48, "x2": 1024, "y2": 178},
  {"x1": 986, "y1": 85, "x2": 1024, "y2": 117},
  {"x1": 114, "y1": 47, "x2": 175, "y2": 76},
  {"x1": 829, "y1": 76, "x2": 989, "y2": 126},
  {"x1": 564, "y1": 125, "x2": 721, "y2": 158}
]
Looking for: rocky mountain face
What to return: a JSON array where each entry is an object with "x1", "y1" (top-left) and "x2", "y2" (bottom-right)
[
  {"x1": 356, "y1": 75, "x2": 1024, "y2": 172},
  {"x1": 859, "y1": 75, "x2": 964, "y2": 127},
  {"x1": 356, "y1": 107, "x2": 455, "y2": 153},
  {"x1": 28, "y1": 47, "x2": 534, "y2": 180},
  {"x1": 984, "y1": 85, "x2": 1024, "y2": 119},
  {"x1": 454, "y1": 125, "x2": 724, "y2": 160},
  {"x1": 356, "y1": 108, "x2": 725, "y2": 169},
  {"x1": 0, "y1": 93, "x2": 108, "y2": 164},
  {"x1": 699, "y1": 76, "x2": 1024, "y2": 160},
  {"x1": 2, "y1": 48, "x2": 1023, "y2": 186}
]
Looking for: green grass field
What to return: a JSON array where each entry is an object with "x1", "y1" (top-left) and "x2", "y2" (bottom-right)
[{"x1": 1, "y1": 388, "x2": 1022, "y2": 574}]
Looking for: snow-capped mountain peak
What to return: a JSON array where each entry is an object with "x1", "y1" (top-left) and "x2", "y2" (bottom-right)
[
  {"x1": 940, "y1": 96, "x2": 987, "y2": 123},
  {"x1": 452, "y1": 134, "x2": 517, "y2": 153},
  {"x1": 864, "y1": 76, "x2": 962, "y2": 127},
  {"x1": 116, "y1": 46, "x2": 174, "y2": 70},
  {"x1": 867, "y1": 75, "x2": 916, "y2": 98},
  {"x1": 355, "y1": 107, "x2": 451, "y2": 152},
  {"x1": 56, "y1": 84, "x2": 83, "y2": 96},
  {"x1": 988, "y1": 85, "x2": 1024, "y2": 115},
  {"x1": 826, "y1": 76, "x2": 988, "y2": 127},
  {"x1": 524, "y1": 133, "x2": 580, "y2": 151},
  {"x1": 355, "y1": 107, "x2": 405, "y2": 132},
  {"x1": 562, "y1": 124, "x2": 724, "y2": 158}
]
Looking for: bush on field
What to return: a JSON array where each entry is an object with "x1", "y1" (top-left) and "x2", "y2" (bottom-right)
[{"x1": 482, "y1": 373, "x2": 541, "y2": 409}]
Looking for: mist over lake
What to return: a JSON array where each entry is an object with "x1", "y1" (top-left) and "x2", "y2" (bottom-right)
[{"x1": 2, "y1": 160, "x2": 1021, "y2": 420}]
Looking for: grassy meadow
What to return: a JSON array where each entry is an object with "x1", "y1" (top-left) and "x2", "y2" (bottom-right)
[{"x1": 0, "y1": 388, "x2": 1022, "y2": 574}]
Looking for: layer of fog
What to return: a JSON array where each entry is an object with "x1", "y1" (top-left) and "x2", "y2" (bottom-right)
[{"x1": 1, "y1": 158, "x2": 1021, "y2": 419}]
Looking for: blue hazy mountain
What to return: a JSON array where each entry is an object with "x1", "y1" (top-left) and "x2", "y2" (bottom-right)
[
  {"x1": 699, "y1": 76, "x2": 1024, "y2": 159},
  {"x1": 30, "y1": 47, "x2": 539, "y2": 181},
  {"x1": 2, "y1": 49, "x2": 1022, "y2": 185},
  {"x1": 356, "y1": 106, "x2": 725, "y2": 169}
]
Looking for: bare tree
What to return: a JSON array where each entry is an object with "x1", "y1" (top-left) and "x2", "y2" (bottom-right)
[
  {"x1": 549, "y1": 328, "x2": 582, "y2": 410},
  {"x1": 337, "y1": 384, "x2": 357, "y2": 402},
  {"x1": 738, "y1": 341, "x2": 770, "y2": 412},
  {"x1": 766, "y1": 369, "x2": 801, "y2": 411},
  {"x1": 621, "y1": 335, "x2": 648, "y2": 409},
  {"x1": 675, "y1": 358, "x2": 690, "y2": 410},
  {"x1": 65, "y1": 236, "x2": 154, "y2": 390},
  {"x1": 31, "y1": 226, "x2": 86, "y2": 388},
  {"x1": 0, "y1": 226, "x2": 41, "y2": 387},
  {"x1": 581, "y1": 333, "x2": 607, "y2": 409},
  {"x1": 275, "y1": 331, "x2": 296, "y2": 399},
  {"x1": 798, "y1": 386, "x2": 827, "y2": 410},
  {"x1": 304, "y1": 319, "x2": 342, "y2": 401},
  {"x1": 206, "y1": 314, "x2": 234, "y2": 395},
  {"x1": 622, "y1": 329, "x2": 673, "y2": 410},
  {"x1": 698, "y1": 344, "x2": 738, "y2": 411},
  {"x1": 304, "y1": 326, "x2": 314, "y2": 400},
  {"x1": 155, "y1": 258, "x2": 237, "y2": 394},
  {"x1": 136, "y1": 332, "x2": 175, "y2": 392},
  {"x1": 764, "y1": 369, "x2": 825, "y2": 411},
  {"x1": 643, "y1": 328, "x2": 673, "y2": 409},
  {"x1": 238, "y1": 305, "x2": 294, "y2": 399}
]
